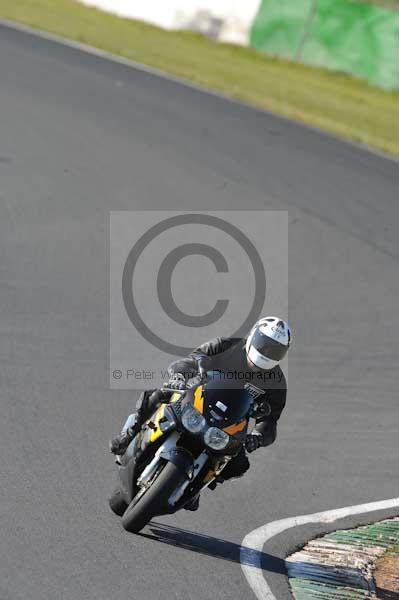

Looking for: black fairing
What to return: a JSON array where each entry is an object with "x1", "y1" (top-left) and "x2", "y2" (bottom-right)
[{"x1": 201, "y1": 374, "x2": 253, "y2": 427}]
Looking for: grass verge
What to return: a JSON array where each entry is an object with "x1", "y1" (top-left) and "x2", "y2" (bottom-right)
[{"x1": 1, "y1": 0, "x2": 398, "y2": 157}]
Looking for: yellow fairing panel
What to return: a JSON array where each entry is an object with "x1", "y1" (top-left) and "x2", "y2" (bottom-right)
[
  {"x1": 194, "y1": 386, "x2": 204, "y2": 413},
  {"x1": 223, "y1": 420, "x2": 247, "y2": 435},
  {"x1": 149, "y1": 404, "x2": 166, "y2": 442}
]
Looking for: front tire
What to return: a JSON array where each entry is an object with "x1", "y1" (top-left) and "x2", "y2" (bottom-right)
[{"x1": 121, "y1": 461, "x2": 183, "y2": 533}]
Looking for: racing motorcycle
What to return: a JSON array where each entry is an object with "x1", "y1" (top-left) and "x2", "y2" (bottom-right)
[{"x1": 109, "y1": 375, "x2": 269, "y2": 533}]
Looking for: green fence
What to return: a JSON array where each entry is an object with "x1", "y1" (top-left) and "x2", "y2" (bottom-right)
[{"x1": 250, "y1": 0, "x2": 399, "y2": 89}]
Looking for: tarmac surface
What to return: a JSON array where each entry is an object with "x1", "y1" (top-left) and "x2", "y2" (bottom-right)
[{"x1": 1, "y1": 22, "x2": 398, "y2": 600}]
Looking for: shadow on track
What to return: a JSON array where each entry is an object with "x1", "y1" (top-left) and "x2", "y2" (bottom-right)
[{"x1": 139, "y1": 521, "x2": 286, "y2": 575}]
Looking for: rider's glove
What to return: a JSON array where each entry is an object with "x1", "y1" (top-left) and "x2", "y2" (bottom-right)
[
  {"x1": 245, "y1": 432, "x2": 263, "y2": 453},
  {"x1": 187, "y1": 360, "x2": 209, "y2": 389},
  {"x1": 167, "y1": 373, "x2": 187, "y2": 390}
]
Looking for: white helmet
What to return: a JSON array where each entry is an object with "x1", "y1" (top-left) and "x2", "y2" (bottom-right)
[{"x1": 246, "y1": 316, "x2": 292, "y2": 370}]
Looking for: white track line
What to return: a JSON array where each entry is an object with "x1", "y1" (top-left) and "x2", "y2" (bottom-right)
[{"x1": 240, "y1": 497, "x2": 399, "y2": 600}]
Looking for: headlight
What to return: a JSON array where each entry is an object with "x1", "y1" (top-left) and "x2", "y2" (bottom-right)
[
  {"x1": 182, "y1": 405, "x2": 206, "y2": 433},
  {"x1": 204, "y1": 427, "x2": 229, "y2": 450}
]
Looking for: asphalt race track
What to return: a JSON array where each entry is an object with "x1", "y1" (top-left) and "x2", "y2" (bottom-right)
[{"x1": 1, "y1": 22, "x2": 398, "y2": 600}]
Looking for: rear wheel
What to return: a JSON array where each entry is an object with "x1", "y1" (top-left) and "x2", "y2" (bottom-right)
[
  {"x1": 121, "y1": 461, "x2": 183, "y2": 533},
  {"x1": 108, "y1": 488, "x2": 128, "y2": 516}
]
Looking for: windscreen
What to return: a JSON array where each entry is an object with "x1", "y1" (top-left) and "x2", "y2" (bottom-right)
[{"x1": 201, "y1": 377, "x2": 253, "y2": 426}]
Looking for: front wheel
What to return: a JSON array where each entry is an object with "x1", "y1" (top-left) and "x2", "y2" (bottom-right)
[{"x1": 121, "y1": 461, "x2": 183, "y2": 533}]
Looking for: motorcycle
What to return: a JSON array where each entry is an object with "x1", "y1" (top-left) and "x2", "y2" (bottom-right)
[{"x1": 109, "y1": 374, "x2": 269, "y2": 533}]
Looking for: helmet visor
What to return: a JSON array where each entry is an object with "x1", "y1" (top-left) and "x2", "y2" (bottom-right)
[{"x1": 251, "y1": 330, "x2": 288, "y2": 361}]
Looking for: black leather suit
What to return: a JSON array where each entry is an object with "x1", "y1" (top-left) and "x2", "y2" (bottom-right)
[{"x1": 137, "y1": 337, "x2": 287, "y2": 480}]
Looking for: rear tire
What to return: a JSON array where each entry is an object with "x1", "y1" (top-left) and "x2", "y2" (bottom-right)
[
  {"x1": 121, "y1": 461, "x2": 183, "y2": 533},
  {"x1": 109, "y1": 488, "x2": 128, "y2": 516}
]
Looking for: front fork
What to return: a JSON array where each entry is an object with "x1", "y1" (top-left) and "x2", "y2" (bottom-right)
[
  {"x1": 168, "y1": 450, "x2": 210, "y2": 506},
  {"x1": 168, "y1": 453, "x2": 232, "y2": 507},
  {"x1": 137, "y1": 432, "x2": 180, "y2": 487}
]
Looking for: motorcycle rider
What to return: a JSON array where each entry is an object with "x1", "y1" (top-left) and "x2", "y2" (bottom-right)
[{"x1": 110, "y1": 316, "x2": 291, "y2": 510}]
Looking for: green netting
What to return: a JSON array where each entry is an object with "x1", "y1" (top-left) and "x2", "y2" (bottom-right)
[{"x1": 250, "y1": 0, "x2": 399, "y2": 89}]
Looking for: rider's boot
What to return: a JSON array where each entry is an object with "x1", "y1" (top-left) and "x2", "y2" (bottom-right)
[
  {"x1": 184, "y1": 493, "x2": 200, "y2": 511},
  {"x1": 109, "y1": 415, "x2": 140, "y2": 455}
]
